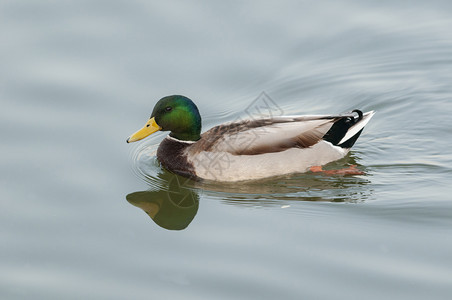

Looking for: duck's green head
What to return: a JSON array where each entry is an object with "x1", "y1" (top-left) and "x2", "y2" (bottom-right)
[{"x1": 127, "y1": 95, "x2": 202, "y2": 143}]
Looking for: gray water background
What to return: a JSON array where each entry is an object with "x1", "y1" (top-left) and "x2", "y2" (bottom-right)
[{"x1": 1, "y1": 1, "x2": 452, "y2": 299}]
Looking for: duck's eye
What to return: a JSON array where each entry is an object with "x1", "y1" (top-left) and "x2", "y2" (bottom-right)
[{"x1": 165, "y1": 106, "x2": 172, "y2": 112}]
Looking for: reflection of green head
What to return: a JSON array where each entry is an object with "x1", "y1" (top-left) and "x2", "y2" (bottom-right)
[
  {"x1": 126, "y1": 188, "x2": 199, "y2": 231},
  {"x1": 151, "y1": 95, "x2": 202, "y2": 141}
]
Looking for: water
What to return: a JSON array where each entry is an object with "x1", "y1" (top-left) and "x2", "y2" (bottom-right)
[{"x1": 1, "y1": 1, "x2": 452, "y2": 299}]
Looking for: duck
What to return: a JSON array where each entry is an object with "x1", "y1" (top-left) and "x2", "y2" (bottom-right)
[{"x1": 127, "y1": 95, "x2": 374, "y2": 182}]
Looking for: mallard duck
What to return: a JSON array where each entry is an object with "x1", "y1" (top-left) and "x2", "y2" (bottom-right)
[{"x1": 127, "y1": 95, "x2": 374, "y2": 181}]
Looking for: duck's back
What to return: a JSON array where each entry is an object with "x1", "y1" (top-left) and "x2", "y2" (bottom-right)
[{"x1": 185, "y1": 111, "x2": 374, "y2": 181}]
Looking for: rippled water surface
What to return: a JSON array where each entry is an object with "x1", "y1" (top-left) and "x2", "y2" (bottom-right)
[{"x1": 2, "y1": 1, "x2": 452, "y2": 299}]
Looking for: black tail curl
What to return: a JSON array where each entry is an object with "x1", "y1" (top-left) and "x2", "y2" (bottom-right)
[{"x1": 322, "y1": 109, "x2": 364, "y2": 148}]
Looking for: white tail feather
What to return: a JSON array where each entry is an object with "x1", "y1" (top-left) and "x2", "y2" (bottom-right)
[{"x1": 338, "y1": 111, "x2": 375, "y2": 145}]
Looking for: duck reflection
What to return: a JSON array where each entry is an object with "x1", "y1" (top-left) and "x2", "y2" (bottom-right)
[
  {"x1": 127, "y1": 154, "x2": 372, "y2": 228},
  {"x1": 199, "y1": 172, "x2": 371, "y2": 205},
  {"x1": 126, "y1": 174, "x2": 199, "y2": 230},
  {"x1": 197, "y1": 155, "x2": 372, "y2": 205}
]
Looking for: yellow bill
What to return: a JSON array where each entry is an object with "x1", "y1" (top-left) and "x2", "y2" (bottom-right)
[{"x1": 126, "y1": 117, "x2": 161, "y2": 143}]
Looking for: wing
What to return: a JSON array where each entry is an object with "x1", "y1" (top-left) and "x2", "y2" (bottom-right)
[{"x1": 191, "y1": 115, "x2": 341, "y2": 155}]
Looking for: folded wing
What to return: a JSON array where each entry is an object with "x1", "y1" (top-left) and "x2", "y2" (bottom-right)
[{"x1": 192, "y1": 116, "x2": 342, "y2": 155}]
